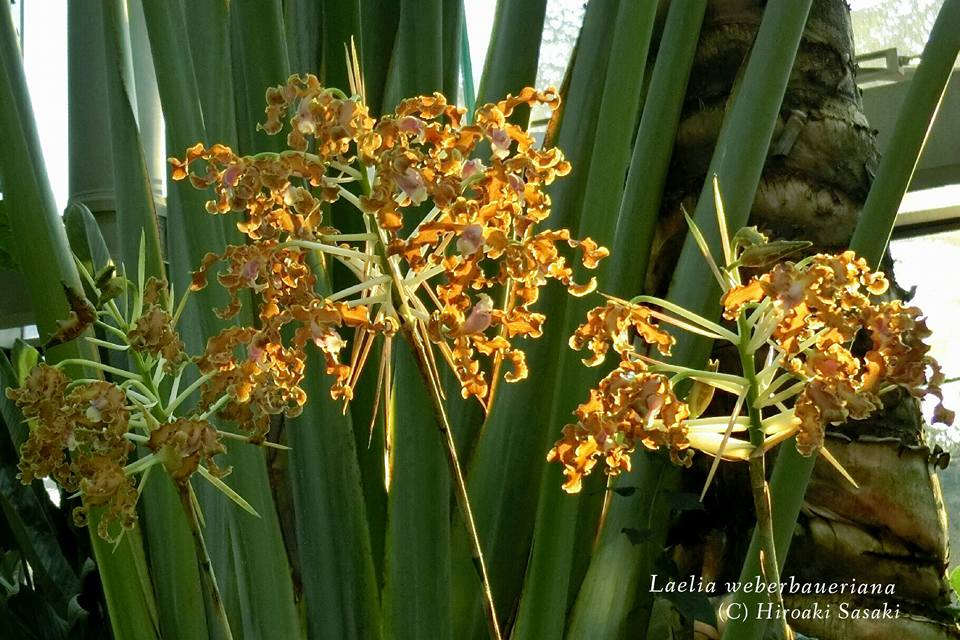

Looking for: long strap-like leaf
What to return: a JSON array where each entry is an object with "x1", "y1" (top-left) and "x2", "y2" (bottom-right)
[
  {"x1": 565, "y1": 1, "x2": 814, "y2": 638},
  {"x1": 564, "y1": 2, "x2": 707, "y2": 636},
  {"x1": 0, "y1": 7, "x2": 159, "y2": 638},
  {"x1": 378, "y1": 4, "x2": 456, "y2": 638},
  {"x1": 97, "y1": 3, "x2": 209, "y2": 637},
  {"x1": 515, "y1": 2, "x2": 659, "y2": 638},
  {"x1": 140, "y1": 3, "x2": 301, "y2": 637}
]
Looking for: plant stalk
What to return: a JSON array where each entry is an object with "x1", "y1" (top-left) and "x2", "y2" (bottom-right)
[
  {"x1": 403, "y1": 325, "x2": 503, "y2": 640},
  {"x1": 359, "y1": 158, "x2": 499, "y2": 639},
  {"x1": 178, "y1": 483, "x2": 234, "y2": 640},
  {"x1": 731, "y1": 315, "x2": 792, "y2": 638}
]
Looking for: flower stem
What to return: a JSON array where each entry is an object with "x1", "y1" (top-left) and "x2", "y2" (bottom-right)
[
  {"x1": 178, "y1": 483, "x2": 234, "y2": 640},
  {"x1": 403, "y1": 326, "x2": 503, "y2": 640},
  {"x1": 353, "y1": 162, "x2": 501, "y2": 635},
  {"x1": 735, "y1": 315, "x2": 790, "y2": 638}
]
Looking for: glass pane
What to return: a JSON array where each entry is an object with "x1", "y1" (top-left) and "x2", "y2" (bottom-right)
[
  {"x1": 850, "y1": 0, "x2": 945, "y2": 58},
  {"x1": 890, "y1": 229, "x2": 960, "y2": 442},
  {"x1": 890, "y1": 229, "x2": 960, "y2": 552},
  {"x1": 536, "y1": 0, "x2": 586, "y2": 90}
]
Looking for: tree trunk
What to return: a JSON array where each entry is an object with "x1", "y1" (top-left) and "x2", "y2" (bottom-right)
[{"x1": 654, "y1": 1, "x2": 959, "y2": 637}]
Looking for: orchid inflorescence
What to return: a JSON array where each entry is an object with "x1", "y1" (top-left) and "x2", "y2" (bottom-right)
[
  {"x1": 7, "y1": 74, "x2": 604, "y2": 541},
  {"x1": 7, "y1": 67, "x2": 950, "y2": 545},
  {"x1": 6, "y1": 258, "x2": 267, "y2": 541},
  {"x1": 548, "y1": 181, "x2": 953, "y2": 494},
  {"x1": 173, "y1": 73, "x2": 605, "y2": 425}
]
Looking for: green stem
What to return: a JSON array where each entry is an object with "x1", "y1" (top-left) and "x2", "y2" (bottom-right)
[
  {"x1": 166, "y1": 370, "x2": 216, "y2": 416},
  {"x1": 178, "y1": 483, "x2": 234, "y2": 640},
  {"x1": 734, "y1": 315, "x2": 788, "y2": 637},
  {"x1": 56, "y1": 359, "x2": 140, "y2": 380},
  {"x1": 404, "y1": 327, "x2": 502, "y2": 640},
  {"x1": 130, "y1": 341, "x2": 238, "y2": 639}
]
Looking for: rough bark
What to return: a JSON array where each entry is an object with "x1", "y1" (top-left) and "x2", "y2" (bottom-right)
[{"x1": 653, "y1": 1, "x2": 959, "y2": 637}]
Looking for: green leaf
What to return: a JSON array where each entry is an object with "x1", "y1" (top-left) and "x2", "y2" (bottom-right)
[
  {"x1": 63, "y1": 203, "x2": 113, "y2": 277},
  {"x1": 374, "y1": 6, "x2": 469, "y2": 639},
  {"x1": 381, "y1": 0, "x2": 443, "y2": 112},
  {"x1": 458, "y1": 8, "x2": 475, "y2": 115},
  {"x1": 142, "y1": 5, "x2": 300, "y2": 637},
  {"x1": 196, "y1": 466, "x2": 259, "y2": 518},
  {"x1": 450, "y1": 0, "x2": 624, "y2": 633},
  {"x1": 360, "y1": 0, "x2": 399, "y2": 116},
  {"x1": 0, "y1": 14, "x2": 97, "y2": 356},
  {"x1": 441, "y1": 0, "x2": 462, "y2": 99},
  {"x1": 571, "y1": 0, "x2": 813, "y2": 637},
  {"x1": 139, "y1": 2, "x2": 206, "y2": 150},
  {"x1": 286, "y1": 250, "x2": 382, "y2": 639},
  {"x1": 230, "y1": 0, "x2": 289, "y2": 155},
  {"x1": 0, "y1": 8, "x2": 158, "y2": 637},
  {"x1": 566, "y1": 455, "x2": 680, "y2": 640},
  {"x1": 64, "y1": 13, "x2": 210, "y2": 635},
  {"x1": 0, "y1": 193, "x2": 18, "y2": 271},
  {"x1": 101, "y1": 1, "x2": 164, "y2": 281},
  {"x1": 850, "y1": 0, "x2": 960, "y2": 267},
  {"x1": 287, "y1": 368, "x2": 384, "y2": 640},
  {"x1": 140, "y1": 0, "x2": 231, "y2": 328},
  {"x1": 668, "y1": 0, "x2": 814, "y2": 366},
  {"x1": 322, "y1": 0, "x2": 363, "y2": 96},
  {"x1": 140, "y1": 0, "x2": 241, "y2": 289},
  {"x1": 182, "y1": 0, "x2": 242, "y2": 248},
  {"x1": 184, "y1": 0, "x2": 238, "y2": 148},
  {"x1": 456, "y1": 0, "x2": 620, "y2": 631},
  {"x1": 10, "y1": 340, "x2": 39, "y2": 388},
  {"x1": 0, "y1": 349, "x2": 29, "y2": 450},
  {"x1": 950, "y1": 566, "x2": 960, "y2": 599},
  {"x1": 382, "y1": 341, "x2": 452, "y2": 640},
  {"x1": 512, "y1": 3, "x2": 659, "y2": 639},
  {"x1": 475, "y1": 0, "x2": 547, "y2": 113},
  {"x1": 342, "y1": 337, "x2": 390, "y2": 583},
  {"x1": 284, "y1": 0, "x2": 322, "y2": 76}
]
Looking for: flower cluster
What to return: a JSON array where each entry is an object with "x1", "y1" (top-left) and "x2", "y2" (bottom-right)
[
  {"x1": 548, "y1": 359, "x2": 692, "y2": 493},
  {"x1": 127, "y1": 277, "x2": 187, "y2": 371},
  {"x1": 550, "y1": 238, "x2": 952, "y2": 492},
  {"x1": 172, "y1": 74, "x2": 606, "y2": 411},
  {"x1": 548, "y1": 299, "x2": 701, "y2": 492},
  {"x1": 721, "y1": 251, "x2": 888, "y2": 355},
  {"x1": 723, "y1": 251, "x2": 953, "y2": 454},
  {"x1": 568, "y1": 299, "x2": 676, "y2": 365},
  {"x1": 149, "y1": 418, "x2": 226, "y2": 482},
  {"x1": 7, "y1": 366, "x2": 137, "y2": 540},
  {"x1": 4, "y1": 258, "x2": 270, "y2": 540},
  {"x1": 10, "y1": 75, "x2": 598, "y2": 540}
]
